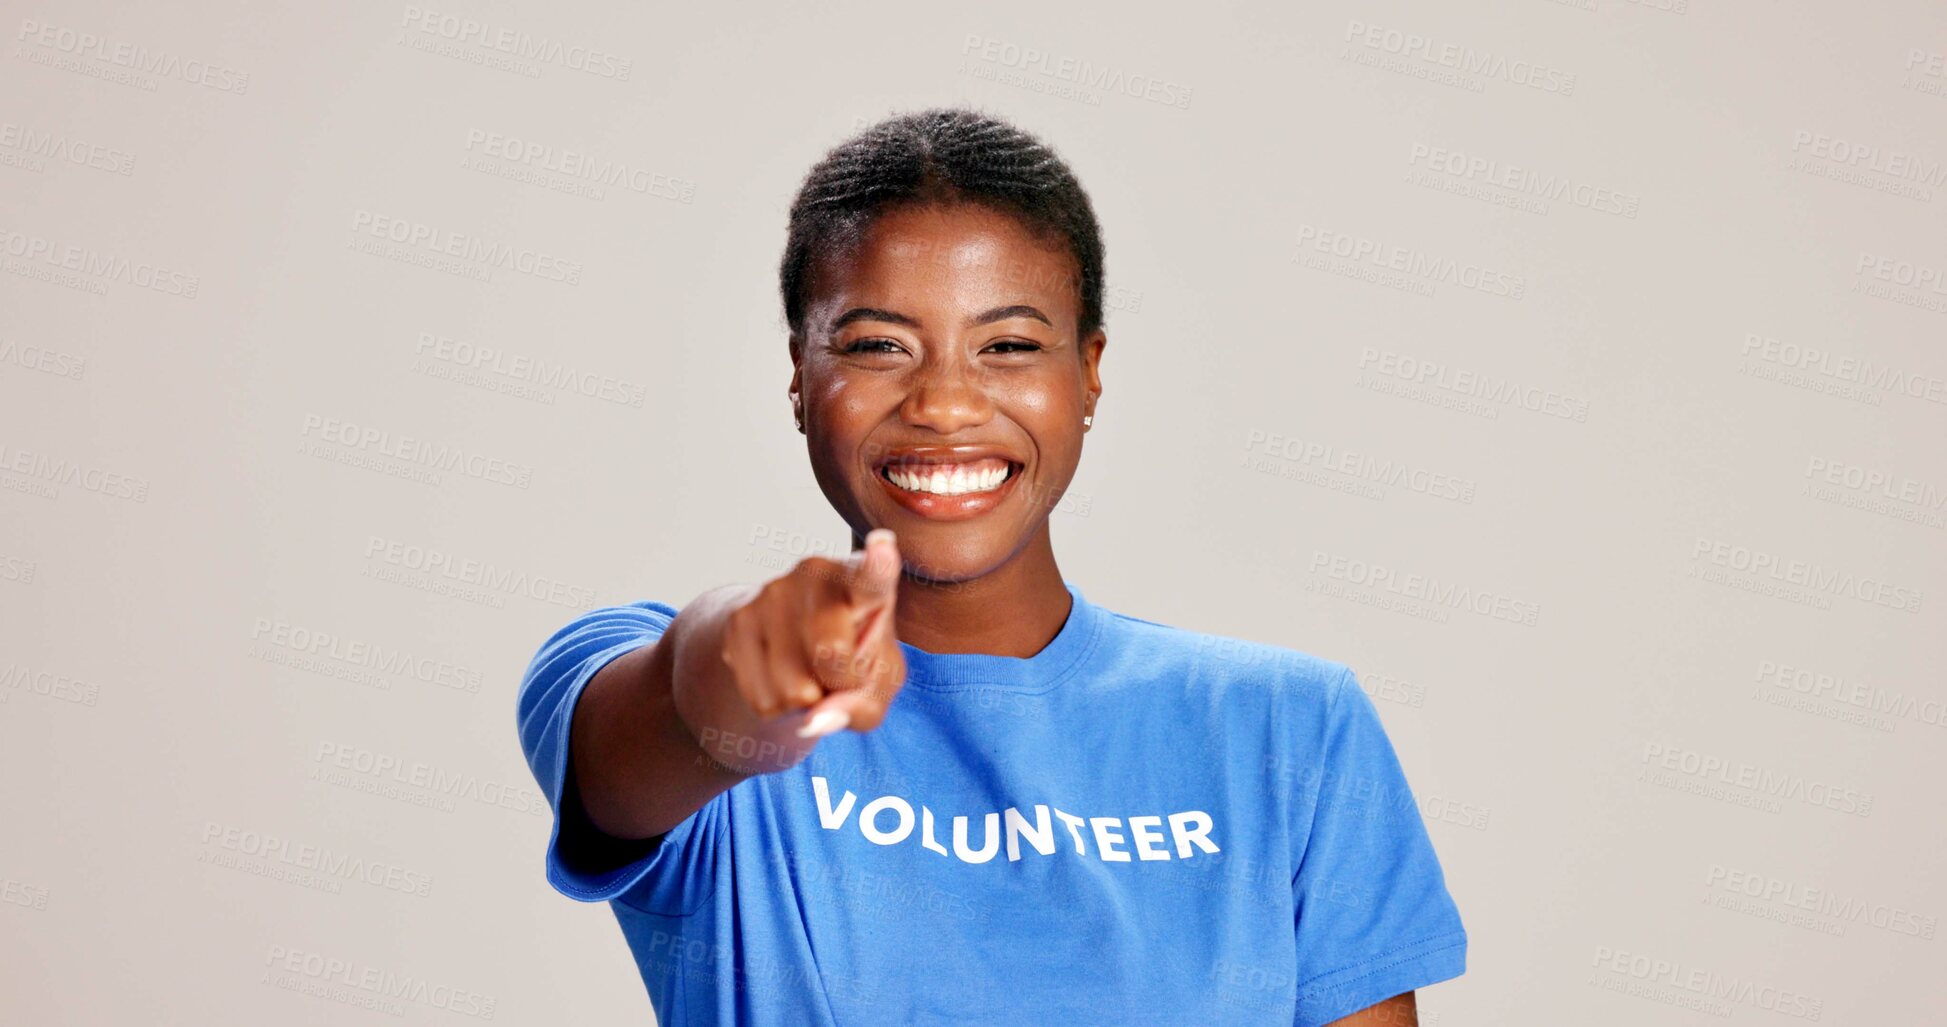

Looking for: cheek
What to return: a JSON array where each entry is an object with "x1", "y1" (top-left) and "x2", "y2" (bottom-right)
[
  {"x1": 1002, "y1": 385, "x2": 1085, "y2": 474},
  {"x1": 1002, "y1": 364, "x2": 1082, "y2": 409},
  {"x1": 1002, "y1": 372, "x2": 1083, "y2": 429},
  {"x1": 809, "y1": 372, "x2": 889, "y2": 426}
]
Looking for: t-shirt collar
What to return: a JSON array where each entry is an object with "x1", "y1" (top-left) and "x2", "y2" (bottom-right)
[{"x1": 897, "y1": 581, "x2": 1106, "y2": 693}]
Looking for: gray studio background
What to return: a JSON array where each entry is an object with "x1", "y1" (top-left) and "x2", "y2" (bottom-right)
[{"x1": 4, "y1": 1, "x2": 1944, "y2": 1024}]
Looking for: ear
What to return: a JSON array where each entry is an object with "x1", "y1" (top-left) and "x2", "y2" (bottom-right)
[{"x1": 1080, "y1": 328, "x2": 1107, "y2": 414}]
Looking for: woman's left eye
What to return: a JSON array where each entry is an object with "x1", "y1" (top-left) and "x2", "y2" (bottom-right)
[{"x1": 986, "y1": 340, "x2": 1041, "y2": 354}]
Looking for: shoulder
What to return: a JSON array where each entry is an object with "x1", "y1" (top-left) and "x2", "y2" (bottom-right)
[
  {"x1": 592, "y1": 598, "x2": 683, "y2": 620},
  {"x1": 520, "y1": 600, "x2": 683, "y2": 684},
  {"x1": 547, "y1": 599, "x2": 682, "y2": 639}
]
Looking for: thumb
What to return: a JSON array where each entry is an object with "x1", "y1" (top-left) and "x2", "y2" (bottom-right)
[
  {"x1": 844, "y1": 528, "x2": 900, "y2": 612},
  {"x1": 795, "y1": 641, "x2": 904, "y2": 738}
]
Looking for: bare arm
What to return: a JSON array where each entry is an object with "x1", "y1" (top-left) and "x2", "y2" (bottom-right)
[
  {"x1": 1325, "y1": 991, "x2": 1416, "y2": 1027},
  {"x1": 570, "y1": 583, "x2": 770, "y2": 840}
]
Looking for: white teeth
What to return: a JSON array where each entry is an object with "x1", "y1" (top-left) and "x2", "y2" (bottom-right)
[{"x1": 886, "y1": 462, "x2": 1012, "y2": 497}]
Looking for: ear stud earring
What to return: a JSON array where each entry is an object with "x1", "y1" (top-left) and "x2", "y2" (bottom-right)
[{"x1": 1083, "y1": 415, "x2": 1093, "y2": 427}]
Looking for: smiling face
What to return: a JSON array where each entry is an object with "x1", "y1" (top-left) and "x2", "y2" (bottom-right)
[{"x1": 789, "y1": 200, "x2": 1105, "y2": 585}]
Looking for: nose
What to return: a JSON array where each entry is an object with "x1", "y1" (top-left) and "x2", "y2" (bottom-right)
[{"x1": 899, "y1": 359, "x2": 995, "y2": 435}]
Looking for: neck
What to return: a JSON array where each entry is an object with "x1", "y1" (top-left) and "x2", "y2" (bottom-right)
[{"x1": 854, "y1": 526, "x2": 1073, "y2": 658}]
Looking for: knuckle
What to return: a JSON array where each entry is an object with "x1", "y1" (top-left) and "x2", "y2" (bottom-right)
[
  {"x1": 738, "y1": 675, "x2": 770, "y2": 710},
  {"x1": 793, "y1": 556, "x2": 839, "y2": 584},
  {"x1": 787, "y1": 674, "x2": 823, "y2": 707},
  {"x1": 755, "y1": 579, "x2": 794, "y2": 613}
]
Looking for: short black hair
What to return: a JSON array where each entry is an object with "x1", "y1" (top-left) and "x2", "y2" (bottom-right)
[{"x1": 779, "y1": 106, "x2": 1105, "y2": 349}]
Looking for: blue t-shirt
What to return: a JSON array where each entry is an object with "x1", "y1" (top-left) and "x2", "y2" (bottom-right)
[{"x1": 516, "y1": 582, "x2": 1466, "y2": 1026}]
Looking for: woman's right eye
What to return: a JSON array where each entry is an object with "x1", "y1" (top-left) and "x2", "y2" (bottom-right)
[{"x1": 845, "y1": 338, "x2": 902, "y2": 354}]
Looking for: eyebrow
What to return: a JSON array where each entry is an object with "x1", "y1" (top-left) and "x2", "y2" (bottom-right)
[{"x1": 828, "y1": 304, "x2": 1054, "y2": 332}]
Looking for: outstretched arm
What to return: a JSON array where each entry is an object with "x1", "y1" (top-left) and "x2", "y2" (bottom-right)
[{"x1": 569, "y1": 530, "x2": 907, "y2": 841}]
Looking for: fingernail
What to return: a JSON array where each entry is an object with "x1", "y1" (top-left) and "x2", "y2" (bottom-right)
[
  {"x1": 796, "y1": 708, "x2": 850, "y2": 739},
  {"x1": 867, "y1": 528, "x2": 894, "y2": 548}
]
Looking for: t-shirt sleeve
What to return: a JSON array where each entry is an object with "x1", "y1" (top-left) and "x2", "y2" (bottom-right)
[
  {"x1": 1289, "y1": 664, "x2": 1467, "y2": 1027},
  {"x1": 514, "y1": 600, "x2": 724, "y2": 914}
]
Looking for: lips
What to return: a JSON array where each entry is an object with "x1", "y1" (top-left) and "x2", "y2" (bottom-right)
[{"x1": 871, "y1": 445, "x2": 1025, "y2": 519}]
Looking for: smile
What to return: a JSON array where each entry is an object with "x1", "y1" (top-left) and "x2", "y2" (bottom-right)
[
  {"x1": 880, "y1": 458, "x2": 1016, "y2": 496},
  {"x1": 871, "y1": 448, "x2": 1025, "y2": 521}
]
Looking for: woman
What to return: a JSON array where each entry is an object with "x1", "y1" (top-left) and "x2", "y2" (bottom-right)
[{"x1": 517, "y1": 107, "x2": 1466, "y2": 1026}]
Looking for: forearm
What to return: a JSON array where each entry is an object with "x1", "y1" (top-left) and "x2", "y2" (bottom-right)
[
  {"x1": 1325, "y1": 991, "x2": 1416, "y2": 1026},
  {"x1": 567, "y1": 583, "x2": 821, "y2": 840}
]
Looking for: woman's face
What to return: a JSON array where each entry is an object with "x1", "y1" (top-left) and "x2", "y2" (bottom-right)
[{"x1": 790, "y1": 201, "x2": 1106, "y2": 585}]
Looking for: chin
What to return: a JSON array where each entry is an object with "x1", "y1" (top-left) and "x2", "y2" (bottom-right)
[{"x1": 883, "y1": 532, "x2": 999, "y2": 584}]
